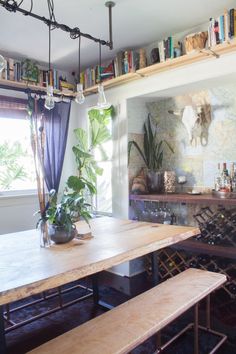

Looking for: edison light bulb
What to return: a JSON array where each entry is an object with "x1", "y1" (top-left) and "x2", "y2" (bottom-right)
[
  {"x1": 0, "y1": 54, "x2": 6, "y2": 73},
  {"x1": 44, "y1": 85, "x2": 55, "y2": 110},
  {"x1": 97, "y1": 83, "x2": 111, "y2": 109},
  {"x1": 75, "y1": 83, "x2": 85, "y2": 104}
]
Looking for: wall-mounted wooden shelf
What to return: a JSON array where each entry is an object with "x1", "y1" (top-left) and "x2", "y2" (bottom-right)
[
  {"x1": 84, "y1": 39, "x2": 236, "y2": 95},
  {"x1": 84, "y1": 72, "x2": 140, "y2": 95},
  {"x1": 0, "y1": 78, "x2": 76, "y2": 97},
  {"x1": 130, "y1": 193, "x2": 236, "y2": 206},
  {"x1": 1, "y1": 40, "x2": 236, "y2": 98},
  {"x1": 136, "y1": 39, "x2": 236, "y2": 77}
]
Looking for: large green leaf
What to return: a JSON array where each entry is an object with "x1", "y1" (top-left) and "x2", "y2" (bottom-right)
[
  {"x1": 74, "y1": 128, "x2": 88, "y2": 150},
  {"x1": 67, "y1": 176, "x2": 85, "y2": 192},
  {"x1": 90, "y1": 119, "x2": 111, "y2": 147}
]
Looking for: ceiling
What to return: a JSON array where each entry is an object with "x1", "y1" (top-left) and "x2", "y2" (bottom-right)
[{"x1": 0, "y1": 0, "x2": 235, "y2": 73}]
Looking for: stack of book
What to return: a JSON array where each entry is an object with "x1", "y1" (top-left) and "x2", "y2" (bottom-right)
[
  {"x1": 80, "y1": 60, "x2": 115, "y2": 89},
  {"x1": 208, "y1": 8, "x2": 236, "y2": 47},
  {"x1": 0, "y1": 57, "x2": 75, "y2": 92},
  {"x1": 114, "y1": 50, "x2": 140, "y2": 76},
  {"x1": 157, "y1": 37, "x2": 174, "y2": 62}
]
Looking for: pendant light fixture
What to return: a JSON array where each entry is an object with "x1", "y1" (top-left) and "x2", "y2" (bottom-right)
[
  {"x1": 75, "y1": 36, "x2": 85, "y2": 104},
  {"x1": 0, "y1": 54, "x2": 6, "y2": 73},
  {"x1": 0, "y1": 1, "x2": 116, "y2": 101},
  {"x1": 96, "y1": 42, "x2": 111, "y2": 110},
  {"x1": 44, "y1": 23, "x2": 55, "y2": 110}
]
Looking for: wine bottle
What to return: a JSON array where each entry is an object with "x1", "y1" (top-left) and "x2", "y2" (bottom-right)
[
  {"x1": 221, "y1": 162, "x2": 231, "y2": 192},
  {"x1": 214, "y1": 163, "x2": 222, "y2": 191}
]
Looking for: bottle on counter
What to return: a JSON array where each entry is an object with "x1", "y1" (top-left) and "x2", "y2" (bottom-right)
[
  {"x1": 214, "y1": 163, "x2": 222, "y2": 191},
  {"x1": 221, "y1": 162, "x2": 231, "y2": 192},
  {"x1": 230, "y1": 162, "x2": 236, "y2": 192}
]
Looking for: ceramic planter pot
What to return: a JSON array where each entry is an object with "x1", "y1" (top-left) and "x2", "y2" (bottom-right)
[
  {"x1": 48, "y1": 224, "x2": 77, "y2": 244},
  {"x1": 146, "y1": 170, "x2": 164, "y2": 194}
]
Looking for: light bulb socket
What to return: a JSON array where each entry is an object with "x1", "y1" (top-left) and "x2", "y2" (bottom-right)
[
  {"x1": 77, "y1": 83, "x2": 83, "y2": 92},
  {"x1": 47, "y1": 85, "x2": 54, "y2": 96}
]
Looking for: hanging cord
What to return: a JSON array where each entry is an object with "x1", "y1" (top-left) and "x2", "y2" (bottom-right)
[
  {"x1": 99, "y1": 42, "x2": 102, "y2": 84},
  {"x1": 78, "y1": 35, "x2": 81, "y2": 83},
  {"x1": 48, "y1": 22, "x2": 51, "y2": 73}
]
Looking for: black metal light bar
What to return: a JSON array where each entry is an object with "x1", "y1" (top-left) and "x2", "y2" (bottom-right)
[{"x1": 0, "y1": 0, "x2": 115, "y2": 49}]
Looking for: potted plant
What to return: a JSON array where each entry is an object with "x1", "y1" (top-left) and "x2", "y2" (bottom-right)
[
  {"x1": 128, "y1": 113, "x2": 174, "y2": 193},
  {"x1": 40, "y1": 178, "x2": 92, "y2": 244}
]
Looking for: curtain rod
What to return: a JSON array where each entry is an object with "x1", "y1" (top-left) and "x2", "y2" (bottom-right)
[{"x1": 0, "y1": 0, "x2": 115, "y2": 49}]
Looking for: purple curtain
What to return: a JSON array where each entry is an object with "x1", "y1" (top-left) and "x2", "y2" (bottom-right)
[{"x1": 38, "y1": 99, "x2": 71, "y2": 193}]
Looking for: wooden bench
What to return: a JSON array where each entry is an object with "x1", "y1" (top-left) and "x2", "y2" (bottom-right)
[{"x1": 27, "y1": 268, "x2": 227, "y2": 354}]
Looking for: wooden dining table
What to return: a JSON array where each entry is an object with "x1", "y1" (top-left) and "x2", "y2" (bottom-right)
[{"x1": 0, "y1": 217, "x2": 200, "y2": 353}]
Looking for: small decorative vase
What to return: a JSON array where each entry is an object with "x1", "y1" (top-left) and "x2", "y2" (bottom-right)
[
  {"x1": 146, "y1": 170, "x2": 164, "y2": 194},
  {"x1": 164, "y1": 171, "x2": 176, "y2": 193},
  {"x1": 48, "y1": 224, "x2": 77, "y2": 244},
  {"x1": 38, "y1": 221, "x2": 51, "y2": 248}
]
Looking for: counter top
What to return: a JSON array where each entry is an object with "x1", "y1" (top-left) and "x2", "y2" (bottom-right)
[{"x1": 130, "y1": 193, "x2": 236, "y2": 206}]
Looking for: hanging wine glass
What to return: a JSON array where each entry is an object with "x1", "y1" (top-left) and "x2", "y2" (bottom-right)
[{"x1": 177, "y1": 176, "x2": 187, "y2": 193}]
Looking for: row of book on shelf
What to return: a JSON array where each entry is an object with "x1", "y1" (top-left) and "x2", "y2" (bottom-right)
[
  {"x1": 208, "y1": 8, "x2": 236, "y2": 47},
  {"x1": 0, "y1": 58, "x2": 75, "y2": 92},
  {"x1": 0, "y1": 7, "x2": 235, "y2": 92},
  {"x1": 80, "y1": 8, "x2": 236, "y2": 88}
]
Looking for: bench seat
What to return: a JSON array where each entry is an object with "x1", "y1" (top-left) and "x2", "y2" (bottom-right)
[{"x1": 28, "y1": 268, "x2": 226, "y2": 354}]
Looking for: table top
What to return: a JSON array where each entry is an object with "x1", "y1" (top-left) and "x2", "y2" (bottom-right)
[{"x1": 0, "y1": 217, "x2": 199, "y2": 306}]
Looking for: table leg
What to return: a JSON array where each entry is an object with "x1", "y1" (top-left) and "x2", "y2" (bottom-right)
[
  {"x1": 151, "y1": 251, "x2": 159, "y2": 286},
  {"x1": 91, "y1": 273, "x2": 114, "y2": 311},
  {"x1": 91, "y1": 274, "x2": 99, "y2": 305},
  {"x1": 0, "y1": 306, "x2": 6, "y2": 354}
]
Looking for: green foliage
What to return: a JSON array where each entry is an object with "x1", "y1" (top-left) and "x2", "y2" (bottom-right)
[
  {"x1": 44, "y1": 186, "x2": 92, "y2": 232},
  {"x1": 71, "y1": 107, "x2": 112, "y2": 196},
  {"x1": 128, "y1": 114, "x2": 174, "y2": 171},
  {"x1": 0, "y1": 141, "x2": 28, "y2": 190}
]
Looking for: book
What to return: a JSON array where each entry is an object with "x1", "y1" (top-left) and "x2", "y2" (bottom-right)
[
  {"x1": 158, "y1": 41, "x2": 165, "y2": 62},
  {"x1": 224, "y1": 9, "x2": 229, "y2": 42},
  {"x1": 229, "y1": 8, "x2": 235, "y2": 38}
]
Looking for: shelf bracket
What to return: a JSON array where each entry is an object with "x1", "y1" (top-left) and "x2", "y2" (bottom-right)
[{"x1": 200, "y1": 48, "x2": 220, "y2": 59}]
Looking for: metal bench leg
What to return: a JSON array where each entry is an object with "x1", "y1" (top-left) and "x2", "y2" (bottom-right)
[
  {"x1": 151, "y1": 251, "x2": 159, "y2": 286},
  {"x1": 194, "y1": 303, "x2": 199, "y2": 354},
  {"x1": 157, "y1": 331, "x2": 161, "y2": 352},
  {"x1": 0, "y1": 306, "x2": 6, "y2": 354},
  {"x1": 206, "y1": 295, "x2": 210, "y2": 329}
]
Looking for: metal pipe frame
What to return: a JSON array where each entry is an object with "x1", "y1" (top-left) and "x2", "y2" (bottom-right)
[
  {"x1": 3, "y1": 283, "x2": 93, "y2": 333},
  {"x1": 0, "y1": 306, "x2": 6, "y2": 354},
  {"x1": 153, "y1": 296, "x2": 227, "y2": 354},
  {"x1": 0, "y1": 0, "x2": 115, "y2": 49}
]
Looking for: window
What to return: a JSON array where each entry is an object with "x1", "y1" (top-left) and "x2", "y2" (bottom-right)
[{"x1": 0, "y1": 97, "x2": 36, "y2": 194}]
